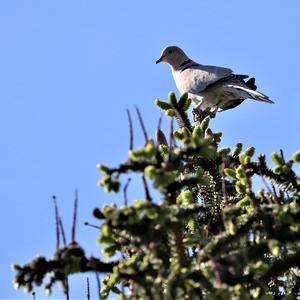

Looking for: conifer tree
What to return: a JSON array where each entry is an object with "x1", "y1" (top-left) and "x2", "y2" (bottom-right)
[{"x1": 13, "y1": 93, "x2": 300, "y2": 299}]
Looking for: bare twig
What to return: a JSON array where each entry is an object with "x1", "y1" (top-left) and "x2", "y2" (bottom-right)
[
  {"x1": 84, "y1": 222, "x2": 100, "y2": 230},
  {"x1": 53, "y1": 196, "x2": 67, "y2": 246},
  {"x1": 261, "y1": 177, "x2": 272, "y2": 194},
  {"x1": 71, "y1": 190, "x2": 78, "y2": 243},
  {"x1": 271, "y1": 184, "x2": 279, "y2": 203},
  {"x1": 86, "y1": 277, "x2": 90, "y2": 300},
  {"x1": 52, "y1": 196, "x2": 60, "y2": 251},
  {"x1": 123, "y1": 177, "x2": 132, "y2": 206},
  {"x1": 59, "y1": 217, "x2": 67, "y2": 245},
  {"x1": 169, "y1": 117, "x2": 174, "y2": 150},
  {"x1": 157, "y1": 111, "x2": 163, "y2": 133},
  {"x1": 156, "y1": 129, "x2": 168, "y2": 147},
  {"x1": 220, "y1": 157, "x2": 228, "y2": 203},
  {"x1": 121, "y1": 255, "x2": 126, "y2": 295},
  {"x1": 135, "y1": 106, "x2": 148, "y2": 143},
  {"x1": 126, "y1": 109, "x2": 134, "y2": 151},
  {"x1": 65, "y1": 278, "x2": 69, "y2": 300},
  {"x1": 156, "y1": 112, "x2": 168, "y2": 147},
  {"x1": 142, "y1": 174, "x2": 152, "y2": 202},
  {"x1": 32, "y1": 291, "x2": 36, "y2": 300},
  {"x1": 280, "y1": 149, "x2": 285, "y2": 163},
  {"x1": 95, "y1": 272, "x2": 101, "y2": 300}
]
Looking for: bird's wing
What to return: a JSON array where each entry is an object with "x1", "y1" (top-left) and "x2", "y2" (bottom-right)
[{"x1": 181, "y1": 64, "x2": 234, "y2": 93}]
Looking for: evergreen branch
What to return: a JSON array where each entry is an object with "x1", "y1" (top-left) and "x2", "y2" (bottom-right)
[
  {"x1": 173, "y1": 103, "x2": 192, "y2": 132},
  {"x1": 260, "y1": 253, "x2": 300, "y2": 283},
  {"x1": 13, "y1": 244, "x2": 119, "y2": 293},
  {"x1": 207, "y1": 214, "x2": 257, "y2": 259},
  {"x1": 13, "y1": 92, "x2": 300, "y2": 298},
  {"x1": 247, "y1": 162, "x2": 300, "y2": 193},
  {"x1": 170, "y1": 221, "x2": 189, "y2": 268}
]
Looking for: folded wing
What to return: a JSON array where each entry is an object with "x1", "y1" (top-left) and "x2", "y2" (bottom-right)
[{"x1": 183, "y1": 64, "x2": 234, "y2": 93}]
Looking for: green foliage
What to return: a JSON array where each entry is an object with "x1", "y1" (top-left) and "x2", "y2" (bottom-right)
[
  {"x1": 271, "y1": 152, "x2": 284, "y2": 165},
  {"x1": 200, "y1": 116, "x2": 210, "y2": 132},
  {"x1": 233, "y1": 142, "x2": 243, "y2": 156},
  {"x1": 13, "y1": 93, "x2": 300, "y2": 299},
  {"x1": 155, "y1": 99, "x2": 172, "y2": 110},
  {"x1": 292, "y1": 150, "x2": 300, "y2": 163},
  {"x1": 156, "y1": 93, "x2": 192, "y2": 130}
]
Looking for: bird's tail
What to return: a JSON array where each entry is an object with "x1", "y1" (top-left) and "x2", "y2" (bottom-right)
[{"x1": 228, "y1": 84, "x2": 274, "y2": 104}]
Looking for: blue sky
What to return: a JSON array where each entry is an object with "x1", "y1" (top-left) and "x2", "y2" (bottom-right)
[{"x1": 1, "y1": 0, "x2": 300, "y2": 298}]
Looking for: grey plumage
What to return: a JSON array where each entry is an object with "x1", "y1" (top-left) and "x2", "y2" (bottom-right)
[{"x1": 156, "y1": 46, "x2": 274, "y2": 111}]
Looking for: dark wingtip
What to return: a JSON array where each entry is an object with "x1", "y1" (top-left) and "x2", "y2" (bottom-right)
[{"x1": 245, "y1": 78, "x2": 257, "y2": 90}]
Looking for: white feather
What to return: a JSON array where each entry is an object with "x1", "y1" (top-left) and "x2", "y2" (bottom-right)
[{"x1": 227, "y1": 85, "x2": 274, "y2": 103}]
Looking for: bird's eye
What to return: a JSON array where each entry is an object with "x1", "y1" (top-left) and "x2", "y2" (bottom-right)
[{"x1": 168, "y1": 50, "x2": 173, "y2": 54}]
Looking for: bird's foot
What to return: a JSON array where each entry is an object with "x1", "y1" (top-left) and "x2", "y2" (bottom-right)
[{"x1": 192, "y1": 107, "x2": 212, "y2": 123}]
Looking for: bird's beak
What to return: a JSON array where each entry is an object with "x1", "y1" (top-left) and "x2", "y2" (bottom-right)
[{"x1": 155, "y1": 55, "x2": 164, "y2": 64}]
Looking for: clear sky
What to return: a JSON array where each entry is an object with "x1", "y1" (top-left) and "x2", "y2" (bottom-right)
[{"x1": 1, "y1": 0, "x2": 300, "y2": 298}]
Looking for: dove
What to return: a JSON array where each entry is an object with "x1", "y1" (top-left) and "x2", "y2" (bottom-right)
[{"x1": 156, "y1": 46, "x2": 274, "y2": 111}]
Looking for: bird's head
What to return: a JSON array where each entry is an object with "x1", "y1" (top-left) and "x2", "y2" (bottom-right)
[{"x1": 156, "y1": 46, "x2": 189, "y2": 67}]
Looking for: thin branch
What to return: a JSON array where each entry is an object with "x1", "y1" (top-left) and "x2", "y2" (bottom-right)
[
  {"x1": 169, "y1": 117, "x2": 174, "y2": 150},
  {"x1": 86, "y1": 277, "x2": 90, "y2": 300},
  {"x1": 156, "y1": 112, "x2": 168, "y2": 147},
  {"x1": 84, "y1": 222, "x2": 101, "y2": 230},
  {"x1": 95, "y1": 272, "x2": 101, "y2": 300},
  {"x1": 121, "y1": 255, "x2": 126, "y2": 295},
  {"x1": 271, "y1": 184, "x2": 280, "y2": 203},
  {"x1": 135, "y1": 106, "x2": 148, "y2": 143},
  {"x1": 142, "y1": 174, "x2": 152, "y2": 202},
  {"x1": 261, "y1": 176, "x2": 272, "y2": 194},
  {"x1": 32, "y1": 291, "x2": 36, "y2": 300},
  {"x1": 52, "y1": 198, "x2": 73, "y2": 300},
  {"x1": 280, "y1": 149, "x2": 285, "y2": 163},
  {"x1": 64, "y1": 277, "x2": 70, "y2": 300},
  {"x1": 71, "y1": 190, "x2": 78, "y2": 243},
  {"x1": 59, "y1": 217, "x2": 67, "y2": 246},
  {"x1": 156, "y1": 129, "x2": 168, "y2": 147},
  {"x1": 123, "y1": 177, "x2": 132, "y2": 206},
  {"x1": 157, "y1": 111, "x2": 163, "y2": 133},
  {"x1": 220, "y1": 157, "x2": 228, "y2": 203},
  {"x1": 52, "y1": 196, "x2": 60, "y2": 251},
  {"x1": 247, "y1": 161, "x2": 300, "y2": 193},
  {"x1": 126, "y1": 109, "x2": 134, "y2": 151},
  {"x1": 208, "y1": 215, "x2": 257, "y2": 259}
]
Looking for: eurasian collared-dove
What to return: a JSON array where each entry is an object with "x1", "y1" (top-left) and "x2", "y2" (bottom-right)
[{"x1": 156, "y1": 46, "x2": 274, "y2": 111}]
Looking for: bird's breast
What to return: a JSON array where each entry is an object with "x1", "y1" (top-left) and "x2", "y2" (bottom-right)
[{"x1": 172, "y1": 68, "x2": 202, "y2": 94}]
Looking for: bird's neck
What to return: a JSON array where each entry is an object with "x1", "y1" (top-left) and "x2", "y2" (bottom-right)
[{"x1": 171, "y1": 59, "x2": 198, "y2": 72}]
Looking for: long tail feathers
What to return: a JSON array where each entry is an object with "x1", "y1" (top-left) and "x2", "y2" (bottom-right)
[{"x1": 228, "y1": 84, "x2": 274, "y2": 104}]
